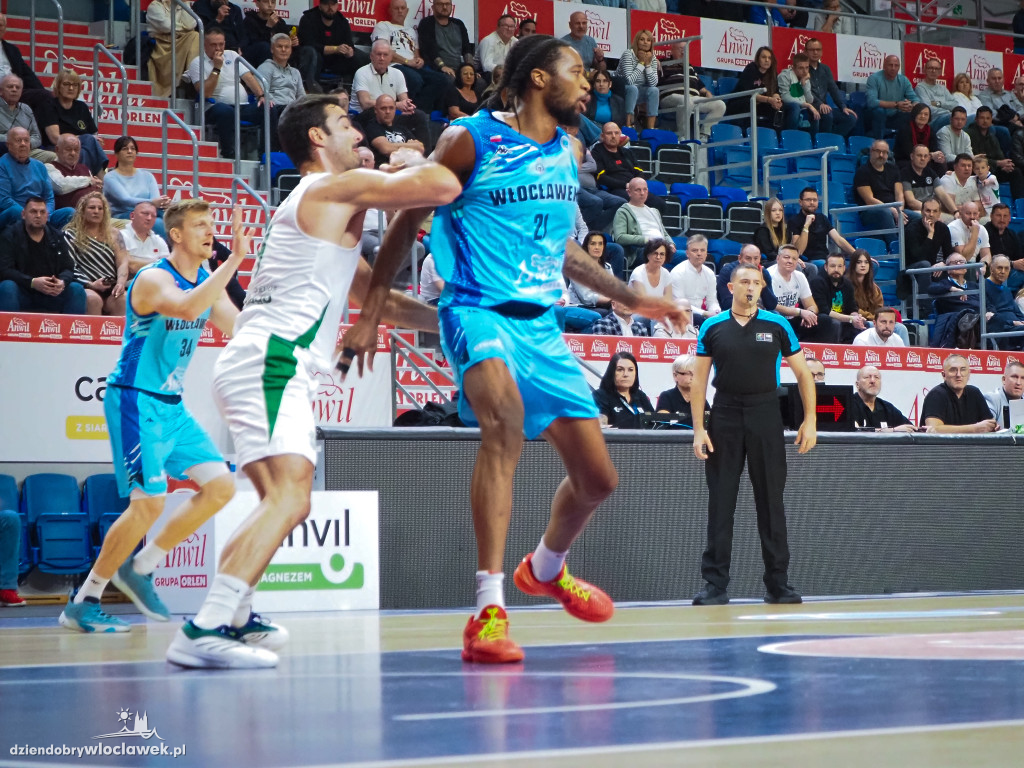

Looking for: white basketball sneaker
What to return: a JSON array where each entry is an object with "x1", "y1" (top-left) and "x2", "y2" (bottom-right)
[
  {"x1": 166, "y1": 621, "x2": 278, "y2": 669},
  {"x1": 234, "y1": 612, "x2": 289, "y2": 652}
]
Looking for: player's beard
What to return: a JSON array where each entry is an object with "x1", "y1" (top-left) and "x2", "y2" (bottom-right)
[{"x1": 545, "y1": 89, "x2": 582, "y2": 127}]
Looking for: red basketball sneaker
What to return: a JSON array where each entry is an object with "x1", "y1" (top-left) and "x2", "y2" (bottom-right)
[
  {"x1": 513, "y1": 554, "x2": 614, "y2": 623},
  {"x1": 462, "y1": 605, "x2": 524, "y2": 664}
]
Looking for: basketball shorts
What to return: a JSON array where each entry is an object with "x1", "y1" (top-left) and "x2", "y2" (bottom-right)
[
  {"x1": 212, "y1": 332, "x2": 318, "y2": 470},
  {"x1": 105, "y1": 385, "x2": 224, "y2": 497},
  {"x1": 439, "y1": 304, "x2": 599, "y2": 439}
]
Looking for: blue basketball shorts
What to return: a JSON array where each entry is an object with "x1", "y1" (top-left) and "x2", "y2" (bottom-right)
[
  {"x1": 439, "y1": 305, "x2": 599, "y2": 439},
  {"x1": 104, "y1": 385, "x2": 224, "y2": 497}
]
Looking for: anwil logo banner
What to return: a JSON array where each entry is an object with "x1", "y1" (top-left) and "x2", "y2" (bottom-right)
[
  {"x1": 699, "y1": 19, "x2": 768, "y2": 73},
  {"x1": 835, "y1": 34, "x2": 901, "y2": 83}
]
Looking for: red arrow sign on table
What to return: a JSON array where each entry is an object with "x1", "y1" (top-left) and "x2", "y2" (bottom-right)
[{"x1": 817, "y1": 396, "x2": 845, "y2": 422}]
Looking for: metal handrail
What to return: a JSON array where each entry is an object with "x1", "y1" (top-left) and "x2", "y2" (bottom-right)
[
  {"x1": 906, "y1": 262, "x2": 986, "y2": 345},
  {"x1": 161, "y1": 108, "x2": 200, "y2": 197},
  {"x1": 92, "y1": 43, "x2": 128, "y2": 137},
  {"x1": 30, "y1": 0, "x2": 64, "y2": 72},
  {"x1": 230, "y1": 176, "x2": 272, "y2": 247},
  {"x1": 653, "y1": 34, "x2": 702, "y2": 142},
  {"x1": 170, "y1": 0, "x2": 205, "y2": 137},
  {"x1": 762, "y1": 146, "x2": 838, "y2": 213},
  {"x1": 132, "y1": 0, "x2": 141, "y2": 81},
  {"x1": 232, "y1": 56, "x2": 272, "y2": 189},
  {"x1": 693, "y1": 88, "x2": 764, "y2": 195},
  {"x1": 832, "y1": 202, "x2": 907, "y2": 298}
]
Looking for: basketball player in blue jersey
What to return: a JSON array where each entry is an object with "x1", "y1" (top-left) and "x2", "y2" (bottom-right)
[
  {"x1": 59, "y1": 200, "x2": 250, "y2": 636},
  {"x1": 341, "y1": 35, "x2": 686, "y2": 663}
]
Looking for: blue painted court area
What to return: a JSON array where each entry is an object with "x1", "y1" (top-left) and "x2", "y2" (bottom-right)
[{"x1": 3, "y1": 636, "x2": 1024, "y2": 766}]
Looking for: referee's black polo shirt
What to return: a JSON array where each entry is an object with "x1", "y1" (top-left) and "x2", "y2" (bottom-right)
[{"x1": 696, "y1": 310, "x2": 801, "y2": 396}]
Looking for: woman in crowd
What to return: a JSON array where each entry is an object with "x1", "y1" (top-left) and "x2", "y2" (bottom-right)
[
  {"x1": 145, "y1": 0, "x2": 201, "y2": 99},
  {"x1": 628, "y1": 238, "x2": 673, "y2": 299},
  {"x1": 655, "y1": 354, "x2": 700, "y2": 423},
  {"x1": 584, "y1": 70, "x2": 627, "y2": 129},
  {"x1": 50, "y1": 69, "x2": 107, "y2": 175},
  {"x1": 952, "y1": 73, "x2": 983, "y2": 117},
  {"x1": 593, "y1": 352, "x2": 654, "y2": 429},
  {"x1": 65, "y1": 192, "x2": 128, "y2": 316},
  {"x1": 104, "y1": 136, "x2": 170, "y2": 238},
  {"x1": 894, "y1": 103, "x2": 945, "y2": 165},
  {"x1": 616, "y1": 29, "x2": 660, "y2": 130},
  {"x1": 445, "y1": 63, "x2": 482, "y2": 120},
  {"x1": 729, "y1": 46, "x2": 782, "y2": 130},
  {"x1": 568, "y1": 231, "x2": 614, "y2": 311},
  {"x1": 848, "y1": 249, "x2": 910, "y2": 343},
  {"x1": 752, "y1": 198, "x2": 788, "y2": 262}
]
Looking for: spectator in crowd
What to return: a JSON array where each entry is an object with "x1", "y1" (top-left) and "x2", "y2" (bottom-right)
[
  {"x1": 0, "y1": 14, "x2": 59, "y2": 146},
  {"x1": 418, "y1": 252, "x2": 443, "y2": 305},
  {"x1": 905, "y1": 198, "x2": 955, "y2": 293},
  {"x1": 922, "y1": 353, "x2": 998, "y2": 433},
  {"x1": 804, "y1": 38, "x2": 857, "y2": 137},
  {"x1": 329, "y1": 84, "x2": 350, "y2": 114},
  {"x1": 852, "y1": 304, "x2": 904, "y2": 346},
  {"x1": 811, "y1": 252, "x2": 865, "y2": 343},
  {"x1": 728, "y1": 46, "x2": 782, "y2": 130},
  {"x1": 121, "y1": 201, "x2": 170, "y2": 276},
  {"x1": 780, "y1": 0, "x2": 806, "y2": 26},
  {"x1": 353, "y1": 40, "x2": 414, "y2": 113},
  {"x1": 64, "y1": 191, "x2": 128, "y2": 316},
  {"x1": 50, "y1": 71, "x2": 106, "y2": 175},
  {"x1": 850, "y1": 365, "x2": 914, "y2": 430},
  {"x1": 628, "y1": 238, "x2": 673, "y2": 300},
  {"x1": 298, "y1": 0, "x2": 369, "y2": 81},
  {"x1": 0, "y1": 127, "x2": 73, "y2": 230},
  {"x1": 847, "y1": 249, "x2": 883, "y2": 321},
  {"x1": 104, "y1": 136, "x2": 170, "y2": 238},
  {"x1": 364, "y1": 94, "x2": 425, "y2": 168},
  {"x1": 418, "y1": 0, "x2": 473, "y2": 79},
  {"x1": 257, "y1": 34, "x2": 306, "y2": 121},
  {"x1": 186, "y1": 28, "x2": 270, "y2": 160},
  {"x1": 0, "y1": 508, "x2": 24, "y2": 606},
  {"x1": 656, "y1": 353, "x2": 699, "y2": 418},
  {"x1": 572, "y1": 122, "x2": 624, "y2": 232},
  {"x1": 612, "y1": 177, "x2": 672, "y2": 267},
  {"x1": 670, "y1": 234, "x2": 719, "y2": 319},
  {"x1": 568, "y1": 231, "x2": 615, "y2": 309},
  {"x1": 966, "y1": 106, "x2": 1024, "y2": 200},
  {"x1": 777, "y1": 53, "x2": 820, "y2": 132},
  {"x1": 949, "y1": 200, "x2": 992, "y2": 265},
  {"x1": 46, "y1": 134, "x2": 103, "y2": 212},
  {"x1": 587, "y1": 302, "x2": 651, "y2": 338},
  {"x1": 973, "y1": 154, "x2": 1001, "y2": 218},
  {"x1": 0, "y1": 196, "x2": 85, "y2": 313},
  {"x1": 584, "y1": 71, "x2": 627, "y2": 134},
  {"x1": 716, "y1": 243, "x2": 778, "y2": 312},
  {"x1": 952, "y1": 72, "x2": 984, "y2": 117},
  {"x1": 592, "y1": 352, "x2": 654, "y2": 429},
  {"x1": 372, "y1": 0, "x2": 448, "y2": 113},
  {"x1": 854, "y1": 139, "x2": 904, "y2": 242},
  {"x1": 145, "y1": 0, "x2": 201, "y2": 99},
  {"x1": 243, "y1": 0, "x2": 317, "y2": 91},
  {"x1": 804, "y1": 354, "x2": 826, "y2": 382},
  {"x1": 561, "y1": 12, "x2": 603, "y2": 72},
  {"x1": 594, "y1": 123, "x2": 665, "y2": 210},
  {"x1": 984, "y1": 254, "x2": 1024, "y2": 348},
  {"x1": 894, "y1": 103, "x2": 944, "y2": 165},
  {"x1": 790, "y1": 186, "x2": 853, "y2": 267},
  {"x1": 476, "y1": 14, "x2": 516, "y2": 76},
  {"x1": 980, "y1": 68, "x2": 1022, "y2": 132},
  {"x1": 915, "y1": 59, "x2": 957, "y2": 131},
  {"x1": 194, "y1": 0, "x2": 246, "y2": 51},
  {"x1": 653, "y1": 297, "x2": 698, "y2": 339},
  {"x1": 938, "y1": 151, "x2": 982, "y2": 209},
  {"x1": 985, "y1": 360, "x2": 1024, "y2": 422},
  {"x1": 749, "y1": 0, "x2": 787, "y2": 25},
  {"x1": 616, "y1": 30, "x2": 660, "y2": 130},
  {"x1": 445, "y1": 63, "x2": 482, "y2": 120},
  {"x1": 658, "y1": 41, "x2": 725, "y2": 140},
  {"x1": 928, "y1": 253, "x2": 979, "y2": 315},
  {"x1": 1009, "y1": 75, "x2": 1024, "y2": 114},
  {"x1": 768, "y1": 244, "x2": 833, "y2": 341},
  {"x1": 0, "y1": 74, "x2": 54, "y2": 162},
  {"x1": 865, "y1": 55, "x2": 919, "y2": 138},
  {"x1": 810, "y1": 0, "x2": 845, "y2": 33},
  {"x1": 901, "y1": 144, "x2": 957, "y2": 218},
  {"x1": 517, "y1": 19, "x2": 536, "y2": 39},
  {"x1": 985, "y1": 202, "x2": 1024, "y2": 291},
  {"x1": 936, "y1": 106, "x2": 972, "y2": 166},
  {"x1": 753, "y1": 197, "x2": 789, "y2": 264}
]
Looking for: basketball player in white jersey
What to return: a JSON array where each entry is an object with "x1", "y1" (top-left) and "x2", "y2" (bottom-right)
[{"x1": 166, "y1": 95, "x2": 460, "y2": 668}]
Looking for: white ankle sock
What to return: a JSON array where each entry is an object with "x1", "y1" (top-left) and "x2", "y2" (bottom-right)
[
  {"x1": 231, "y1": 586, "x2": 256, "y2": 627},
  {"x1": 475, "y1": 571, "x2": 504, "y2": 616},
  {"x1": 193, "y1": 573, "x2": 250, "y2": 629},
  {"x1": 132, "y1": 543, "x2": 168, "y2": 576},
  {"x1": 530, "y1": 539, "x2": 568, "y2": 583},
  {"x1": 75, "y1": 571, "x2": 108, "y2": 603}
]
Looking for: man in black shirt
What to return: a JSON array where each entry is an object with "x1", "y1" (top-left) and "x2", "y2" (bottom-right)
[
  {"x1": 789, "y1": 186, "x2": 855, "y2": 263},
  {"x1": 592, "y1": 122, "x2": 666, "y2": 212},
  {"x1": 810, "y1": 253, "x2": 865, "y2": 343},
  {"x1": 690, "y1": 264, "x2": 817, "y2": 606},
  {"x1": 905, "y1": 198, "x2": 956, "y2": 308},
  {"x1": 297, "y1": 0, "x2": 370, "y2": 80},
  {"x1": 854, "y1": 139, "x2": 904, "y2": 242},
  {"x1": 900, "y1": 144, "x2": 957, "y2": 217},
  {"x1": 851, "y1": 365, "x2": 914, "y2": 431},
  {"x1": 922, "y1": 353, "x2": 998, "y2": 433},
  {"x1": 193, "y1": 0, "x2": 247, "y2": 52},
  {"x1": 985, "y1": 202, "x2": 1024, "y2": 292},
  {"x1": 363, "y1": 94, "x2": 425, "y2": 167}
]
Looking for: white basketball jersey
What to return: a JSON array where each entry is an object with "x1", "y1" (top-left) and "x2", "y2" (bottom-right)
[{"x1": 233, "y1": 172, "x2": 360, "y2": 371}]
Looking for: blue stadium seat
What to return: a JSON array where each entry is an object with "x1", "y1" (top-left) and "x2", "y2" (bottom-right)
[
  {"x1": 722, "y1": 148, "x2": 754, "y2": 188},
  {"x1": 1009, "y1": 218, "x2": 1024, "y2": 238},
  {"x1": 647, "y1": 179, "x2": 668, "y2": 197},
  {"x1": 833, "y1": 207, "x2": 862, "y2": 238},
  {"x1": 0, "y1": 475, "x2": 16, "y2": 513},
  {"x1": 779, "y1": 129, "x2": 813, "y2": 154},
  {"x1": 82, "y1": 474, "x2": 129, "y2": 552},
  {"x1": 639, "y1": 128, "x2": 678, "y2": 154},
  {"x1": 854, "y1": 237, "x2": 888, "y2": 256},
  {"x1": 780, "y1": 179, "x2": 810, "y2": 215},
  {"x1": 669, "y1": 183, "x2": 709, "y2": 206},
  {"x1": 829, "y1": 154, "x2": 858, "y2": 188},
  {"x1": 999, "y1": 183, "x2": 1012, "y2": 203},
  {"x1": 698, "y1": 74, "x2": 713, "y2": 93},
  {"x1": 709, "y1": 123, "x2": 745, "y2": 167},
  {"x1": 0, "y1": 475, "x2": 31, "y2": 573},
  {"x1": 21, "y1": 474, "x2": 91, "y2": 575},
  {"x1": 622, "y1": 126, "x2": 639, "y2": 143},
  {"x1": 716, "y1": 76, "x2": 738, "y2": 96},
  {"x1": 707, "y1": 238, "x2": 742, "y2": 266},
  {"x1": 815, "y1": 132, "x2": 847, "y2": 154},
  {"x1": 753, "y1": 127, "x2": 779, "y2": 158},
  {"x1": 848, "y1": 135, "x2": 874, "y2": 157},
  {"x1": 875, "y1": 258, "x2": 900, "y2": 282},
  {"x1": 1015, "y1": 199, "x2": 1024, "y2": 219},
  {"x1": 889, "y1": 240, "x2": 902, "y2": 255},
  {"x1": 711, "y1": 185, "x2": 748, "y2": 207},
  {"x1": 826, "y1": 180, "x2": 849, "y2": 210}
]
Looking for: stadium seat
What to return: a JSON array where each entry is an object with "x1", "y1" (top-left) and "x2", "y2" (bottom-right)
[
  {"x1": 725, "y1": 201, "x2": 764, "y2": 243},
  {"x1": 669, "y1": 183, "x2": 709, "y2": 207},
  {"x1": 815, "y1": 132, "x2": 847, "y2": 154},
  {"x1": 632, "y1": 143, "x2": 653, "y2": 175},
  {"x1": 21, "y1": 474, "x2": 91, "y2": 575},
  {"x1": 829, "y1": 154, "x2": 858, "y2": 188},
  {"x1": 779, "y1": 129, "x2": 813, "y2": 154},
  {"x1": 708, "y1": 123, "x2": 746, "y2": 167},
  {"x1": 622, "y1": 126, "x2": 639, "y2": 143},
  {"x1": 707, "y1": 238, "x2": 742, "y2": 266},
  {"x1": 654, "y1": 144, "x2": 696, "y2": 186},
  {"x1": 1008, "y1": 217, "x2": 1024, "y2": 238},
  {"x1": 661, "y1": 197, "x2": 685, "y2": 235},
  {"x1": 826, "y1": 180, "x2": 849, "y2": 210},
  {"x1": 685, "y1": 198, "x2": 726, "y2": 239},
  {"x1": 848, "y1": 135, "x2": 874, "y2": 158},
  {"x1": 999, "y1": 183, "x2": 1011, "y2": 203},
  {"x1": 711, "y1": 185, "x2": 748, "y2": 207},
  {"x1": 833, "y1": 207, "x2": 863, "y2": 238},
  {"x1": 0, "y1": 475, "x2": 16, "y2": 513},
  {"x1": 753, "y1": 127, "x2": 779, "y2": 158},
  {"x1": 722, "y1": 148, "x2": 754, "y2": 189},
  {"x1": 1014, "y1": 199, "x2": 1024, "y2": 219},
  {"x1": 0, "y1": 475, "x2": 31, "y2": 573},
  {"x1": 854, "y1": 237, "x2": 888, "y2": 257},
  {"x1": 780, "y1": 179, "x2": 810, "y2": 215},
  {"x1": 639, "y1": 128, "x2": 678, "y2": 154},
  {"x1": 82, "y1": 474, "x2": 129, "y2": 551},
  {"x1": 716, "y1": 76, "x2": 738, "y2": 96},
  {"x1": 698, "y1": 74, "x2": 713, "y2": 93},
  {"x1": 647, "y1": 179, "x2": 668, "y2": 197}
]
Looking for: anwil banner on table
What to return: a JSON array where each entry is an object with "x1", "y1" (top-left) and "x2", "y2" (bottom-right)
[
  {"x1": 628, "y1": 11, "x2": 702, "y2": 63},
  {"x1": 835, "y1": 34, "x2": 902, "y2": 84},
  {"x1": 903, "y1": 42, "x2": 955, "y2": 89},
  {"x1": 0, "y1": 314, "x2": 392, "y2": 463},
  {"x1": 954, "y1": 47, "x2": 1003, "y2": 95},
  {"x1": 698, "y1": 20, "x2": 769, "y2": 73},
  {"x1": 552, "y1": 2, "x2": 628, "y2": 60},
  {"x1": 478, "y1": 0, "x2": 555, "y2": 37},
  {"x1": 771, "y1": 28, "x2": 837, "y2": 74}
]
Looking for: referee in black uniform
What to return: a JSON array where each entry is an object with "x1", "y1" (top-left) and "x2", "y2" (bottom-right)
[{"x1": 690, "y1": 264, "x2": 817, "y2": 605}]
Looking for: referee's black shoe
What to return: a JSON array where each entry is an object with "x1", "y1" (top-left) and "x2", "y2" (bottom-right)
[
  {"x1": 692, "y1": 583, "x2": 729, "y2": 606},
  {"x1": 764, "y1": 584, "x2": 802, "y2": 604}
]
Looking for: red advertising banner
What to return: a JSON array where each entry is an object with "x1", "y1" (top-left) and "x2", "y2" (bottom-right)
[
  {"x1": 1003, "y1": 53, "x2": 1024, "y2": 86},
  {"x1": 903, "y1": 41, "x2": 955, "y2": 89},
  {"x1": 990, "y1": 34, "x2": 1016, "y2": 56},
  {"x1": 628, "y1": 11, "x2": 701, "y2": 63},
  {"x1": 478, "y1": 0, "x2": 554, "y2": 37},
  {"x1": 771, "y1": 27, "x2": 837, "y2": 73}
]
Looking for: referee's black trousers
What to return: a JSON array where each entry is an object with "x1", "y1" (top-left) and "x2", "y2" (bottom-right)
[{"x1": 701, "y1": 392, "x2": 791, "y2": 591}]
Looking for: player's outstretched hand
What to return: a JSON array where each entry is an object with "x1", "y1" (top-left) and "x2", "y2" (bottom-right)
[
  {"x1": 230, "y1": 205, "x2": 255, "y2": 262},
  {"x1": 795, "y1": 420, "x2": 817, "y2": 454},
  {"x1": 335, "y1": 318, "x2": 378, "y2": 380},
  {"x1": 693, "y1": 429, "x2": 713, "y2": 461},
  {"x1": 382, "y1": 147, "x2": 428, "y2": 172},
  {"x1": 631, "y1": 295, "x2": 686, "y2": 333}
]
